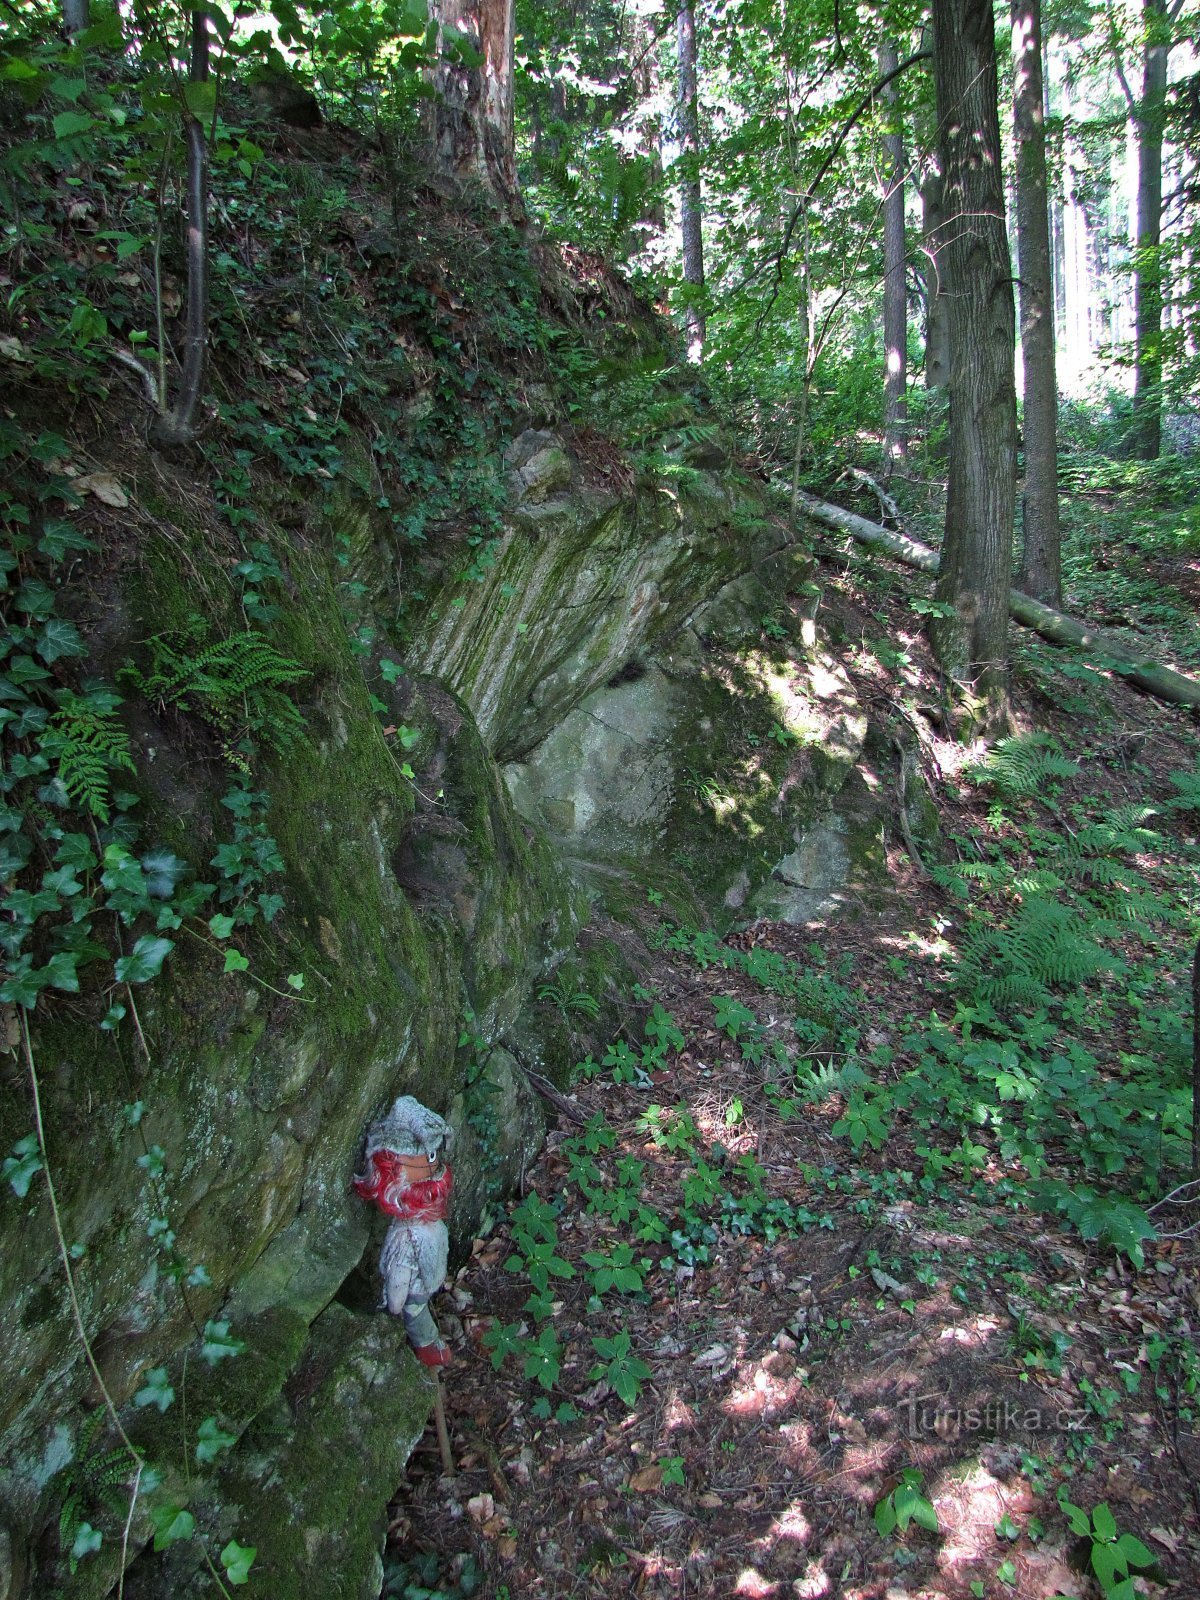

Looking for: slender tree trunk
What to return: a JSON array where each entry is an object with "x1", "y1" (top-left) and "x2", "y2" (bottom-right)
[
  {"x1": 930, "y1": 0, "x2": 1018, "y2": 727},
  {"x1": 1132, "y1": 0, "x2": 1168, "y2": 460},
  {"x1": 152, "y1": 10, "x2": 209, "y2": 447},
  {"x1": 676, "y1": 0, "x2": 705, "y2": 363},
  {"x1": 880, "y1": 38, "x2": 908, "y2": 473},
  {"x1": 921, "y1": 163, "x2": 951, "y2": 390},
  {"x1": 429, "y1": 0, "x2": 517, "y2": 202},
  {"x1": 1011, "y1": 0, "x2": 1061, "y2": 605},
  {"x1": 63, "y1": 0, "x2": 89, "y2": 37},
  {"x1": 790, "y1": 213, "x2": 812, "y2": 511},
  {"x1": 634, "y1": 12, "x2": 666, "y2": 233}
]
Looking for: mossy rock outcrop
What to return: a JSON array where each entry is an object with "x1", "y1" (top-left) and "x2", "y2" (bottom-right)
[{"x1": 0, "y1": 485, "x2": 583, "y2": 1595}]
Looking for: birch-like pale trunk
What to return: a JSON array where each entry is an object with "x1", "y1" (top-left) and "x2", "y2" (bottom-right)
[
  {"x1": 1011, "y1": 0, "x2": 1061, "y2": 605},
  {"x1": 879, "y1": 37, "x2": 908, "y2": 471},
  {"x1": 676, "y1": 0, "x2": 705, "y2": 363}
]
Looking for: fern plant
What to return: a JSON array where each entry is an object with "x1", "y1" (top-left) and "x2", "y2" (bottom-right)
[
  {"x1": 956, "y1": 893, "x2": 1123, "y2": 1011},
  {"x1": 126, "y1": 620, "x2": 307, "y2": 763},
  {"x1": 43, "y1": 687, "x2": 136, "y2": 823},
  {"x1": 56, "y1": 1409, "x2": 136, "y2": 1573},
  {"x1": 965, "y1": 732, "x2": 1079, "y2": 800},
  {"x1": 1166, "y1": 759, "x2": 1200, "y2": 813}
]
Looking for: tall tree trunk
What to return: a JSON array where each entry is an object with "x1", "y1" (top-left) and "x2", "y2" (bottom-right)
[
  {"x1": 930, "y1": 0, "x2": 1018, "y2": 727},
  {"x1": 1132, "y1": 0, "x2": 1168, "y2": 460},
  {"x1": 921, "y1": 163, "x2": 951, "y2": 390},
  {"x1": 429, "y1": 0, "x2": 517, "y2": 202},
  {"x1": 63, "y1": 0, "x2": 89, "y2": 37},
  {"x1": 879, "y1": 37, "x2": 908, "y2": 472},
  {"x1": 676, "y1": 0, "x2": 705, "y2": 363},
  {"x1": 1011, "y1": 0, "x2": 1061, "y2": 605}
]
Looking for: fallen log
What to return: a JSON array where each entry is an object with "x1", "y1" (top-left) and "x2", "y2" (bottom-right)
[{"x1": 796, "y1": 489, "x2": 1200, "y2": 711}]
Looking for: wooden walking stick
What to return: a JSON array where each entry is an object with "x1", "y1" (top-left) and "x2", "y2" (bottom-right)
[{"x1": 431, "y1": 1375, "x2": 455, "y2": 1477}]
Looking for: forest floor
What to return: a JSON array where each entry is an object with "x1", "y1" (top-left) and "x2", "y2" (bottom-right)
[{"x1": 383, "y1": 483, "x2": 1200, "y2": 1600}]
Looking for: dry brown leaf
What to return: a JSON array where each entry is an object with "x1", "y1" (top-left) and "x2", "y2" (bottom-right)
[
  {"x1": 466, "y1": 1492, "x2": 494, "y2": 1524},
  {"x1": 1149, "y1": 1526, "x2": 1181, "y2": 1553},
  {"x1": 629, "y1": 1465, "x2": 663, "y2": 1493},
  {"x1": 75, "y1": 472, "x2": 129, "y2": 508}
]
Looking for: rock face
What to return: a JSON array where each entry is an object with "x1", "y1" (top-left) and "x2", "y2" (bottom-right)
[{"x1": 0, "y1": 418, "x2": 875, "y2": 1596}]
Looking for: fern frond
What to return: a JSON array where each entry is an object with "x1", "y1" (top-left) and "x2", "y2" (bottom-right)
[
  {"x1": 129, "y1": 624, "x2": 307, "y2": 759},
  {"x1": 1166, "y1": 761, "x2": 1200, "y2": 813},
  {"x1": 958, "y1": 894, "x2": 1121, "y2": 1010},
  {"x1": 46, "y1": 695, "x2": 135, "y2": 823},
  {"x1": 966, "y1": 732, "x2": 1079, "y2": 799}
]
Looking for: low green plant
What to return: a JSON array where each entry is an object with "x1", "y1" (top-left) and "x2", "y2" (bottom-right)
[
  {"x1": 1057, "y1": 1491, "x2": 1157, "y2": 1597},
  {"x1": 874, "y1": 1468, "x2": 938, "y2": 1538},
  {"x1": 589, "y1": 1330, "x2": 652, "y2": 1407}
]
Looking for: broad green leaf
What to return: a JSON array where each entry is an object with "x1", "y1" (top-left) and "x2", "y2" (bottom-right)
[
  {"x1": 135, "y1": 1367, "x2": 175, "y2": 1413},
  {"x1": 115, "y1": 935, "x2": 173, "y2": 984},
  {"x1": 223, "y1": 948, "x2": 250, "y2": 973},
  {"x1": 37, "y1": 520, "x2": 95, "y2": 562},
  {"x1": 1091, "y1": 1503, "x2": 1118, "y2": 1542},
  {"x1": 71, "y1": 1522, "x2": 103, "y2": 1563},
  {"x1": 195, "y1": 1415, "x2": 238, "y2": 1464},
  {"x1": 52, "y1": 109, "x2": 96, "y2": 140},
  {"x1": 150, "y1": 1504, "x2": 195, "y2": 1551},
  {"x1": 2, "y1": 1135, "x2": 43, "y2": 1198},
  {"x1": 1114, "y1": 1532, "x2": 1154, "y2": 1567},
  {"x1": 221, "y1": 1539, "x2": 256, "y2": 1585},
  {"x1": 182, "y1": 79, "x2": 218, "y2": 118}
]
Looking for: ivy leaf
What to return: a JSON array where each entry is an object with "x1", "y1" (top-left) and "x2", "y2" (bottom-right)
[
  {"x1": 220, "y1": 1539, "x2": 256, "y2": 1585},
  {"x1": 223, "y1": 948, "x2": 250, "y2": 974},
  {"x1": 13, "y1": 580, "x2": 55, "y2": 618},
  {"x1": 35, "y1": 618, "x2": 87, "y2": 665},
  {"x1": 195, "y1": 1414, "x2": 238, "y2": 1465},
  {"x1": 286, "y1": 972, "x2": 305, "y2": 991},
  {"x1": 38, "y1": 952, "x2": 81, "y2": 993},
  {"x1": 0, "y1": 958, "x2": 44, "y2": 1009},
  {"x1": 54, "y1": 832, "x2": 97, "y2": 870},
  {"x1": 70, "y1": 1522, "x2": 103, "y2": 1563},
  {"x1": 134, "y1": 1367, "x2": 175, "y2": 1413},
  {"x1": 208, "y1": 913, "x2": 236, "y2": 939},
  {"x1": 150, "y1": 1504, "x2": 195, "y2": 1552},
  {"x1": 115, "y1": 935, "x2": 174, "y2": 984},
  {"x1": 201, "y1": 1320, "x2": 245, "y2": 1365},
  {"x1": 2, "y1": 1134, "x2": 43, "y2": 1198},
  {"x1": 140, "y1": 849, "x2": 188, "y2": 899},
  {"x1": 37, "y1": 519, "x2": 95, "y2": 562}
]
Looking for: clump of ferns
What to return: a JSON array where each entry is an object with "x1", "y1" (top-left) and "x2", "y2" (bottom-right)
[{"x1": 123, "y1": 619, "x2": 307, "y2": 767}]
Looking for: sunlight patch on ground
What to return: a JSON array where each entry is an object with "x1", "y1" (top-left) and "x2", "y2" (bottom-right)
[
  {"x1": 721, "y1": 1353, "x2": 809, "y2": 1419},
  {"x1": 734, "y1": 1566, "x2": 781, "y2": 1596},
  {"x1": 938, "y1": 1314, "x2": 1002, "y2": 1349}
]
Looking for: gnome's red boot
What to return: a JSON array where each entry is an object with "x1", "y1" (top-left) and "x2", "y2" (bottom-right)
[{"x1": 412, "y1": 1341, "x2": 453, "y2": 1369}]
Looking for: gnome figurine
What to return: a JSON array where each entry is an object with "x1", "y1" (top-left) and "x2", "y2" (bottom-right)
[{"x1": 353, "y1": 1095, "x2": 454, "y2": 1368}]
